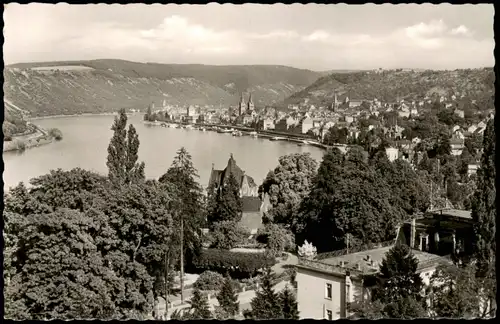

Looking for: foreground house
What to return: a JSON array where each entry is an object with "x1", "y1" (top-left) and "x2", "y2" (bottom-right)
[{"x1": 296, "y1": 241, "x2": 450, "y2": 320}]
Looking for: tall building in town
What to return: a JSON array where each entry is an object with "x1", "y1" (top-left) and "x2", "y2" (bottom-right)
[
  {"x1": 239, "y1": 93, "x2": 246, "y2": 116},
  {"x1": 247, "y1": 93, "x2": 255, "y2": 112}
]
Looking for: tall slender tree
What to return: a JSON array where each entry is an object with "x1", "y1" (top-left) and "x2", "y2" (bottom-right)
[
  {"x1": 107, "y1": 109, "x2": 145, "y2": 185},
  {"x1": 159, "y1": 147, "x2": 205, "y2": 304},
  {"x1": 471, "y1": 117, "x2": 496, "y2": 277}
]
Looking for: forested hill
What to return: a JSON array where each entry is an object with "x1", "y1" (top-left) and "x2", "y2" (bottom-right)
[
  {"x1": 5, "y1": 59, "x2": 321, "y2": 117},
  {"x1": 282, "y1": 68, "x2": 495, "y2": 108}
]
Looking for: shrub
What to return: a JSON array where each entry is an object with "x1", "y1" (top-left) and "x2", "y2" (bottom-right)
[
  {"x1": 209, "y1": 221, "x2": 250, "y2": 250},
  {"x1": 257, "y1": 223, "x2": 295, "y2": 256},
  {"x1": 48, "y1": 128, "x2": 63, "y2": 141},
  {"x1": 193, "y1": 271, "x2": 225, "y2": 292},
  {"x1": 14, "y1": 139, "x2": 26, "y2": 151},
  {"x1": 193, "y1": 249, "x2": 277, "y2": 277}
]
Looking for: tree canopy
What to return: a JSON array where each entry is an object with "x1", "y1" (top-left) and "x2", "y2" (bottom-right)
[
  {"x1": 259, "y1": 152, "x2": 318, "y2": 227},
  {"x1": 106, "y1": 109, "x2": 145, "y2": 185}
]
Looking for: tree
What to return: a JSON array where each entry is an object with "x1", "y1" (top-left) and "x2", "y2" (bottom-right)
[
  {"x1": 209, "y1": 221, "x2": 248, "y2": 250},
  {"x1": 244, "y1": 268, "x2": 282, "y2": 319},
  {"x1": 259, "y1": 153, "x2": 318, "y2": 227},
  {"x1": 352, "y1": 244, "x2": 427, "y2": 319},
  {"x1": 471, "y1": 117, "x2": 496, "y2": 311},
  {"x1": 107, "y1": 109, "x2": 145, "y2": 185},
  {"x1": 188, "y1": 287, "x2": 212, "y2": 319},
  {"x1": 3, "y1": 169, "x2": 175, "y2": 320},
  {"x1": 280, "y1": 285, "x2": 299, "y2": 319},
  {"x1": 471, "y1": 118, "x2": 496, "y2": 275},
  {"x1": 297, "y1": 147, "x2": 403, "y2": 252},
  {"x1": 208, "y1": 173, "x2": 243, "y2": 226},
  {"x1": 257, "y1": 223, "x2": 295, "y2": 257},
  {"x1": 159, "y1": 147, "x2": 205, "y2": 266},
  {"x1": 216, "y1": 275, "x2": 240, "y2": 317},
  {"x1": 429, "y1": 263, "x2": 486, "y2": 319}
]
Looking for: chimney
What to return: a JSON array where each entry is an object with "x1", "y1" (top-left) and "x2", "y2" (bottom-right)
[
  {"x1": 356, "y1": 263, "x2": 361, "y2": 271},
  {"x1": 369, "y1": 260, "x2": 374, "y2": 267},
  {"x1": 339, "y1": 260, "x2": 345, "y2": 268},
  {"x1": 211, "y1": 163, "x2": 214, "y2": 170}
]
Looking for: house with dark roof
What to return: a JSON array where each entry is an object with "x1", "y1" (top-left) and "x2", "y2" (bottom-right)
[{"x1": 208, "y1": 154, "x2": 264, "y2": 233}]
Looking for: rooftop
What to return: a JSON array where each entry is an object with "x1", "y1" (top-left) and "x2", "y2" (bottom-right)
[
  {"x1": 298, "y1": 243, "x2": 450, "y2": 278},
  {"x1": 428, "y1": 208, "x2": 472, "y2": 220}
]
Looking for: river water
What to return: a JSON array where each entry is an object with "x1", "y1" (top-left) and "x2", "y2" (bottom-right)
[{"x1": 2, "y1": 114, "x2": 325, "y2": 191}]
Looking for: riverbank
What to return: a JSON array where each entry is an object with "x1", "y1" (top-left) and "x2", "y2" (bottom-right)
[
  {"x1": 3, "y1": 129, "x2": 53, "y2": 152},
  {"x1": 143, "y1": 120, "x2": 347, "y2": 152},
  {"x1": 28, "y1": 112, "x2": 120, "y2": 121}
]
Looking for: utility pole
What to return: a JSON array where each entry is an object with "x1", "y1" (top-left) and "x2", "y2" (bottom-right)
[
  {"x1": 346, "y1": 233, "x2": 350, "y2": 254},
  {"x1": 180, "y1": 214, "x2": 185, "y2": 305},
  {"x1": 164, "y1": 252, "x2": 169, "y2": 320}
]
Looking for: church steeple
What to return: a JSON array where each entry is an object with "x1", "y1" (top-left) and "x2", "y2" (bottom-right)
[
  {"x1": 247, "y1": 93, "x2": 255, "y2": 112},
  {"x1": 239, "y1": 93, "x2": 245, "y2": 116}
]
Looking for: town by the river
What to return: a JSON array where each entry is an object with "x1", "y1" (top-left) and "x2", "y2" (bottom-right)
[{"x1": 2, "y1": 114, "x2": 325, "y2": 190}]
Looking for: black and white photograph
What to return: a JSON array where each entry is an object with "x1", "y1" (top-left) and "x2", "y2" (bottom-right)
[{"x1": 2, "y1": 3, "x2": 496, "y2": 320}]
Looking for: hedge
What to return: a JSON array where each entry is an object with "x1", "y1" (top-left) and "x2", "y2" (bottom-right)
[{"x1": 192, "y1": 248, "x2": 277, "y2": 276}]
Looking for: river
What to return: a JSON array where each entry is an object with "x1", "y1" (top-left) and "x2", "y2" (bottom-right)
[{"x1": 2, "y1": 114, "x2": 325, "y2": 191}]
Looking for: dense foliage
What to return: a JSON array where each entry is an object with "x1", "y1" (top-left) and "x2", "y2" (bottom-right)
[
  {"x1": 192, "y1": 249, "x2": 276, "y2": 277},
  {"x1": 3, "y1": 170, "x2": 174, "y2": 320},
  {"x1": 216, "y1": 275, "x2": 240, "y2": 317},
  {"x1": 193, "y1": 271, "x2": 225, "y2": 292},
  {"x1": 185, "y1": 287, "x2": 212, "y2": 319},
  {"x1": 429, "y1": 263, "x2": 489, "y2": 318},
  {"x1": 280, "y1": 285, "x2": 299, "y2": 319},
  {"x1": 471, "y1": 118, "x2": 496, "y2": 277},
  {"x1": 48, "y1": 127, "x2": 63, "y2": 140},
  {"x1": 209, "y1": 220, "x2": 249, "y2": 250},
  {"x1": 244, "y1": 268, "x2": 282, "y2": 319},
  {"x1": 207, "y1": 172, "x2": 243, "y2": 226},
  {"x1": 256, "y1": 223, "x2": 295, "y2": 256},
  {"x1": 350, "y1": 244, "x2": 427, "y2": 319},
  {"x1": 159, "y1": 147, "x2": 205, "y2": 268},
  {"x1": 106, "y1": 109, "x2": 145, "y2": 185},
  {"x1": 296, "y1": 147, "x2": 405, "y2": 252},
  {"x1": 259, "y1": 153, "x2": 318, "y2": 227}
]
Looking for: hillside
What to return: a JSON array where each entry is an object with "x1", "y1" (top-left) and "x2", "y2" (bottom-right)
[
  {"x1": 282, "y1": 68, "x2": 495, "y2": 107},
  {"x1": 5, "y1": 59, "x2": 321, "y2": 117}
]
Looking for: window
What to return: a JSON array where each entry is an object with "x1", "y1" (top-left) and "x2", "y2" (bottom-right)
[
  {"x1": 326, "y1": 310, "x2": 333, "y2": 320},
  {"x1": 346, "y1": 284, "x2": 351, "y2": 302},
  {"x1": 326, "y1": 283, "x2": 332, "y2": 299}
]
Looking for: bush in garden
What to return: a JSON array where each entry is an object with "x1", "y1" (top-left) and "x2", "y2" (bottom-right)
[
  {"x1": 298, "y1": 240, "x2": 317, "y2": 259},
  {"x1": 256, "y1": 223, "x2": 295, "y2": 256},
  {"x1": 194, "y1": 270, "x2": 225, "y2": 291},
  {"x1": 210, "y1": 221, "x2": 250, "y2": 250}
]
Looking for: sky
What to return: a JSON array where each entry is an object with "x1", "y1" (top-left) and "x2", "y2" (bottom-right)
[{"x1": 3, "y1": 3, "x2": 495, "y2": 71}]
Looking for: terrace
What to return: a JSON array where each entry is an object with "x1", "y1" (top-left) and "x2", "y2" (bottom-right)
[{"x1": 297, "y1": 240, "x2": 450, "y2": 279}]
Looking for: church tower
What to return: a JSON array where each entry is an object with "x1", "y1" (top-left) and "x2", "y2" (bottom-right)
[
  {"x1": 331, "y1": 90, "x2": 338, "y2": 111},
  {"x1": 247, "y1": 93, "x2": 255, "y2": 112},
  {"x1": 239, "y1": 93, "x2": 246, "y2": 116}
]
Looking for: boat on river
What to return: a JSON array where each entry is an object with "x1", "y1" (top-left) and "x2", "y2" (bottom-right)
[
  {"x1": 249, "y1": 131, "x2": 258, "y2": 138},
  {"x1": 232, "y1": 130, "x2": 243, "y2": 137},
  {"x1": 269, "y1": 136, "x2": 286, "y2": 141}
]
